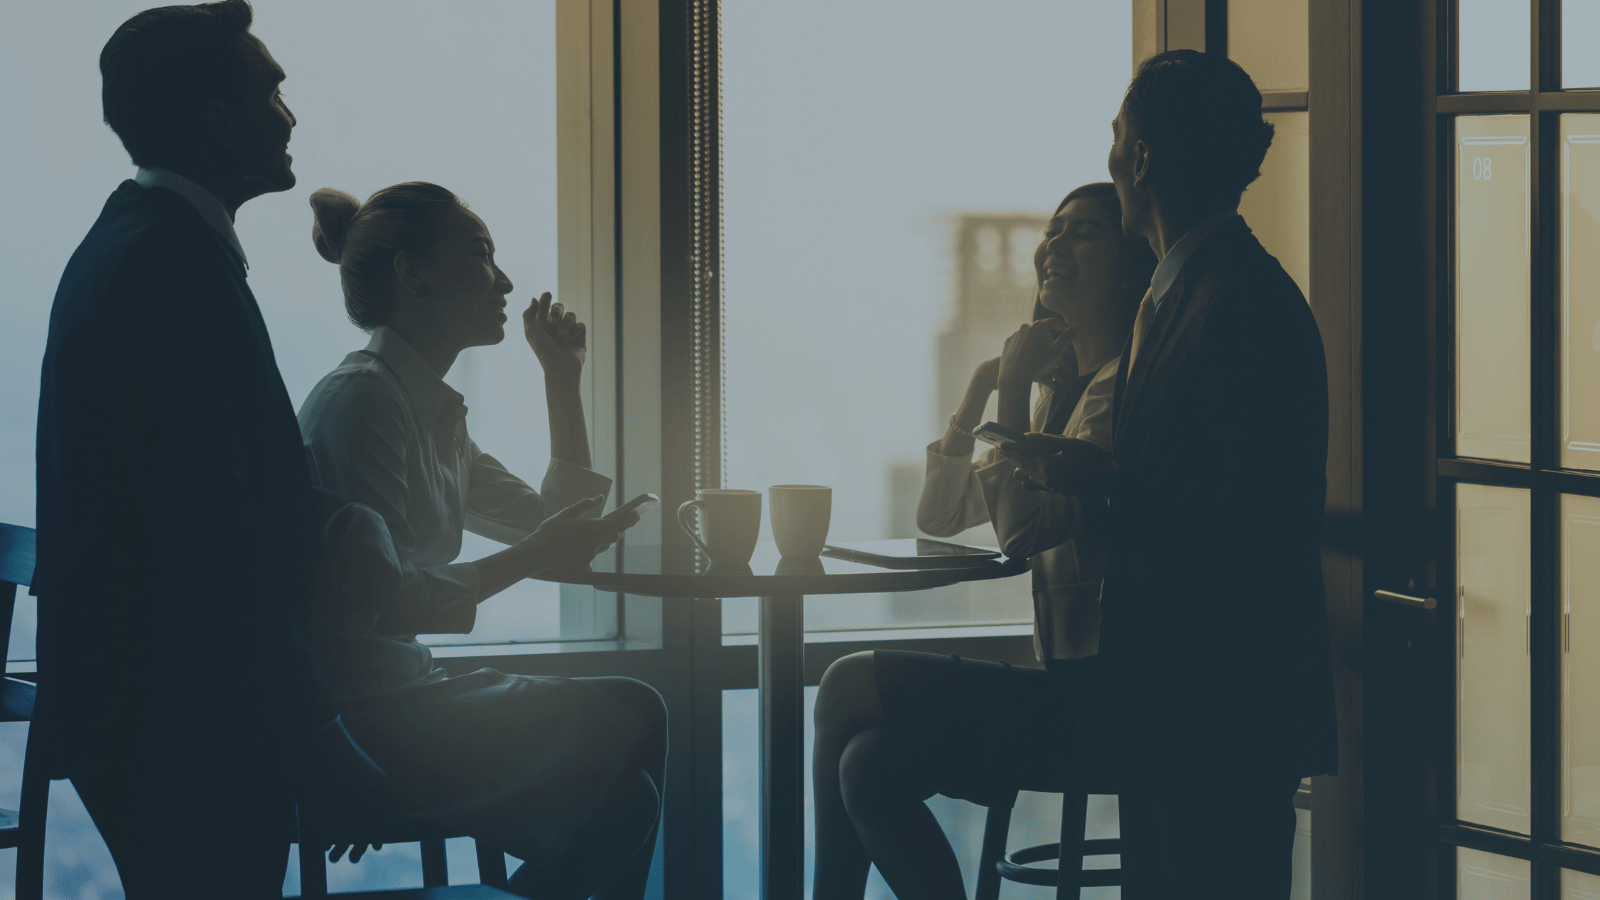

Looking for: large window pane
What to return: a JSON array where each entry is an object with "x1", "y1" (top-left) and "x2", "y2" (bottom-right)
[
  {"x1": 1566, "y1": 867, "x2": 1600, "y2": 900},
  {"x1": 248, "y1": 4, "x2": 581, "y2": 647},
  {"x1": 1458, "y1": 0, "x2": 1530, "y2": 92},
  {"x1": 1459, "y1": 848, "x2": 1531, "y2": 900},
  {"x1": 1227, "y1": 0, "x2": 1309, "y2": 93},
  {"x1": 1238, "y1": 111, "x2": 1310, "y2": 299},
  {"x1": 1563, "y1": 494, "x2": 1600, "y2": 845},
  {"x1": 1455, "y1": 116, "x2": 1531, "y2": 463},
  {"x1": 4, "y1": 2, "x2": 588, "y2": 650},
  {"x1": 1456, "y1": 483, "x2": 1532, "y2": 834},
  {"x1": 1565, "y1": 1, "x2": 1600, "y2": 89},
  {"x1": 721, "y1": 0, "x2": 1129, "y2": 636},
  {"x1": 1562, "y1": 115, "x2": 1600, "y2": 470}
]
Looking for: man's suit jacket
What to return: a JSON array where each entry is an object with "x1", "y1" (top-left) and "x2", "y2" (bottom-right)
[
  {"x1": 36, "y1": 182, "x2": 335, "y2": 816},
  {"x1": 1102, "y1": 217, "x2": 1337, "y2": 778}
]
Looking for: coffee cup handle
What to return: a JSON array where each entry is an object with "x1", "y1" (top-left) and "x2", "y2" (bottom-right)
[{"x1": 677, "y1": 499, "x2": 713, "y2": 557}]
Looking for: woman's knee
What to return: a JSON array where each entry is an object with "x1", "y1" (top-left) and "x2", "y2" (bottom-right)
[
  {"x1": 583, "y1": 676, "x2": 667, "y2": 730},
  {"x1": 816, "y1": 651, "x2": 882, "y2": 732},
  {"x1": 593, "y1": 768, "x2": 660, "y2": 848},
  {"x1": 837, "y1": 726, "x2": 915, "y2": 819}
]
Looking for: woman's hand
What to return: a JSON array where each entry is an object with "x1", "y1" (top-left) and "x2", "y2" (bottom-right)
[
  {"x1": 523, "y1": 292, "x2": 587, "y2": 385},
  {"x1": 520, "y1": 496, "x2": 639, "y2": 571},
  {"x1": 997, "y1": 320, "x2": 1074, "y2": 394},
  {"x1": 1000, "y1": 433, "x2": 1116, "y2": 500}
]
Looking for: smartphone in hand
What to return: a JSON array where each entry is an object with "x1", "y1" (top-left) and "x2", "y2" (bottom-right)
[
  {"x1": 602, "y1": 492, "x2": 660, "y2": 524},
  {"x1": 972, "y1": 421, "x2": 1028, "y2": 448}
]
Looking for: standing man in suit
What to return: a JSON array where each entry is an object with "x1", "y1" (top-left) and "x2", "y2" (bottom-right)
[
  {"x1": 36, "y1": 3, "x2": 377, "y2": 896},
  {"x1": 1102, "y1": 49, "x2": 1335, "y2": 896},
  {"x1": 1009, "y1": 49, "x2": 1336, "y2": 896}
]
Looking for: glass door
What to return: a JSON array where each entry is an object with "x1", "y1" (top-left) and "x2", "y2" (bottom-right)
[{"x1": 1426, "y1": 0, "x2": 1600, "y2": 894}]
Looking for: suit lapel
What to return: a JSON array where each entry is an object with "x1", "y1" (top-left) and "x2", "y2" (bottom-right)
[
  {"x1": 1112, "y1": 332, "x2": 1134, "y2": 447},
  {"x1": 1114, "y1": 281, "x2": 1182, "y2": 449},
  {"x1": 1112, "y1": 217, "x2": 1252, "y2": 453}
]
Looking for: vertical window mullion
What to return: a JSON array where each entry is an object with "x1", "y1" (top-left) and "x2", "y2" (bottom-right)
[
  {"x1": 1535, "y1": 3, "x2": 1562, "y2": 897},
  {"x1": 1536, "y1": 0, "x2": 1560, "y2": 94},
  {"x1": 1533, "y1": 482, "x2": 1560, "y2": 853}
]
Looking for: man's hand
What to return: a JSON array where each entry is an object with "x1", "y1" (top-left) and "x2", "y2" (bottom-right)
[
  {"x1": 997, "y1": 319, "x2": 1075, "y2": 393},
  {"x1": 523, "y1": 292, "x2": 587, "y2": 384},
  {"x1": 1000, "y1": 433, "x2": 1116, "y2": 500}
]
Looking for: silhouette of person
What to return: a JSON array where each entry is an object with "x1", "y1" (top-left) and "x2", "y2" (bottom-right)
[
  {"x1": 35, "y1": 3, "x2": 380, "y2": 897},
  {"x1": 1007, "y1": 49, "x2": 1336, "y2": 897},
  {"x1": 809, "y1": 184, "x2": 1153, "y2": 900},
  {"x1": 298, "y1": 183, "x2": 663, "y2": 900}
]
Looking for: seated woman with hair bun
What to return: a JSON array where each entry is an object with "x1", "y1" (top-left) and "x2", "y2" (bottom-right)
[{"x1": 297, "y1": 182, "x2": 663, "y2": 900}]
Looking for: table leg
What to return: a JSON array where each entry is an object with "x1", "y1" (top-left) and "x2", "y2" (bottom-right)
[{"x1": 759, "y1": 594, "x2": 805, "y2": 900}]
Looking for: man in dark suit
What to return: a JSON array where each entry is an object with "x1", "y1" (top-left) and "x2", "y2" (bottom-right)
[
  {"x1": 1103, "y1": 49, "x2": 1334, "y2": 897},
  {"x1": 1008, "y1": 49, "x2": 1335, "y2": 896},
  {"x1": 35, "y1": 3, "x2": 377, "y2": 896}
]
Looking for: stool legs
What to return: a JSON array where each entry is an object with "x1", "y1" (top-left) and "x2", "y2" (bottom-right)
[
  {"x1": 976, "y1": 801, "x2": 1016, "y2": 900},
  {"x1": 475, "y1": 840, "x2": 509, "y2": 888},
  {"x1": 15, "y1": 722, "x2": 49, "y2": 900},
  {"x1": 1056, "y1": 792, "x2": 1090, "y2": 900},
  {"x1": 420, "y1": 837, "x2": 449, "y2": 886},
  {"x1": 298, "y1": 837, "x2": 329, "y2": 899}
]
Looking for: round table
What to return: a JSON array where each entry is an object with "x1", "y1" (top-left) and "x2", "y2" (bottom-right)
[{"x1": 538, "y1": 540, "x2": 1029, "y2": 900}]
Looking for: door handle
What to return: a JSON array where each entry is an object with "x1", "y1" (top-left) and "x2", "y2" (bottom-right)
[{"x1": 1374, "y1": 589, "x2": 1436, "y2": 610}]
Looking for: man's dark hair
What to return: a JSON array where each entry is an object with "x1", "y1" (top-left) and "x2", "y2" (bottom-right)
[
  {"x1": 100, "y1": 1, "x2": 258, "y2": 168},
  {"x1": 1122, "y1": 49, "x2": 1275, "y2": 210}
]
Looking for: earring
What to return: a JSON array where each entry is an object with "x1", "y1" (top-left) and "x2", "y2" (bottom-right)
[{"x1": 414, "y1": 283, "x2": 433, "y2": 300}]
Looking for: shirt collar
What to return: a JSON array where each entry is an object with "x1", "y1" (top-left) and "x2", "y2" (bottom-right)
[
  {"x1": 134, "y1": 166, "x2": 248, "y2": 268},
  {"x1": 363, "y1": 326, "x2": 466, "y2": 426},
  {"x1": 1148, "y1": 210, "x2": 1240, "y2": 309}
]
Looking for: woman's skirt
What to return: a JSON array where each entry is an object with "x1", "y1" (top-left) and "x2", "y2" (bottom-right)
[
  {"x1": 343, "y1": 667, "x2": 653, "y2": 866},
  {"x1": 872, "y1": 649, "x2": 1108, "y2": 804}
]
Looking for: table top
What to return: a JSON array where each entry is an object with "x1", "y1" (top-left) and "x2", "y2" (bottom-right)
[{"x1": 535, "y1": 540, "x2": 1029, "y2": 598}]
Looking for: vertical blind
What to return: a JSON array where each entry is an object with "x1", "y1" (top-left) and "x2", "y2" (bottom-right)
[{"x1": 689, "y1": 0, "x2": 725, "y2": 495}]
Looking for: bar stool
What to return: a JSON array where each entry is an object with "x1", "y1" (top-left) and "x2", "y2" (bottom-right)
[
  {"x1": 296, "y1": 799, "x2": 512, "y2": 898},
  {"x1": 975, "y1": 787, "x2": 1121, "y2": 900}
]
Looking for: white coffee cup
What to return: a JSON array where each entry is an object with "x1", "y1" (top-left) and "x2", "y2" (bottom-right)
[
  {"x1": 768, "y1": 484, "x2": 832, "y2": 559},
  {"x1": 677, "y1": 489, "x2": 762, "y2": 565}
]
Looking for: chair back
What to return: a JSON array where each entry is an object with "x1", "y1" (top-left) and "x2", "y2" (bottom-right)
[
  {"x1": 0, "y1": 523, "x2": 46, "y2": 900},
  {"x1": 0, "y1": 524, "x2": 38, "y2": 720},
  {"x1": 0, "y1": 523, "x2": 36, "y2": 659}
]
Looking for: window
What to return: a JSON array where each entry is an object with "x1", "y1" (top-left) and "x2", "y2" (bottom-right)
[
  {"x1": 1429, "y1": 0, "x2": 1600, "y2": 887},
  {"x1": 719, "y1": 0, "x2": 1132, "y2": 641},
  {"x1": 0, "y1": 1, "x2": 623, "y2": 659}
]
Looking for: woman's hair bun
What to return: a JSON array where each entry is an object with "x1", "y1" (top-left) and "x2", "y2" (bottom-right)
[{"x1": 309, "y1": 187, "x2": 362, "y2": 263}]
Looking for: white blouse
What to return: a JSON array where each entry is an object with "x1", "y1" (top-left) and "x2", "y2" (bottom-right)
[
  {"x1": 917, "y1": 358, "x2": 1117, "y2": 661},
  {"x1": 299, "y1": 326, "x2": 612, "y2": 632}
]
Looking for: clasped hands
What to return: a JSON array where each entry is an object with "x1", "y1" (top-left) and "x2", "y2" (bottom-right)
[{"x1": 997, "y1": 433, "x2": 1116, "y2": 501}]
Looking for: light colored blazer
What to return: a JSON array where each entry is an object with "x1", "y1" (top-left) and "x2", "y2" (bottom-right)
[{"x1": 917, "y1": 359, "x2": 1117, "y2": 661}]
